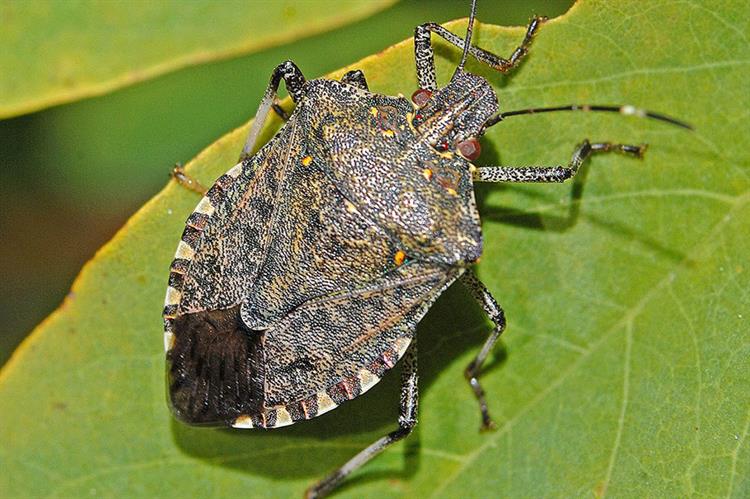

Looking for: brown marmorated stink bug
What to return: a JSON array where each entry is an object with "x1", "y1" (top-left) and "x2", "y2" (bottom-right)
[{"x1": 163, "y1": 1, "x2": 691, "y2": 496}]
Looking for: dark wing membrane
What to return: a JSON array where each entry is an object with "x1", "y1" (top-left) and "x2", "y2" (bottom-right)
[{"x1": 168, "y1": 305, "x2": 264, "y2": 425}]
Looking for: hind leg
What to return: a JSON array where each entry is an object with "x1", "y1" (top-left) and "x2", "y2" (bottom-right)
[
  {"x1": 306, "y1": 340, "x2": 419, "y2": 498},
  {"x1": 459, "y1": 269, "x2": 507, "y2": 431}
]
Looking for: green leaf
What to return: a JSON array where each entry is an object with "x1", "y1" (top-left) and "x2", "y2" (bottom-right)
[
  {"x1": 0, "y1": 0, "x2": 396, "y2": 118},
  {"x1": 1, "y1": 0, "x2": 748, "y2": 497}
]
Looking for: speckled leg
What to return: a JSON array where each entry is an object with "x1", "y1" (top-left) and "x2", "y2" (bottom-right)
[
  {"x1": 306, "y1": 339, "x2": 419, "y2": 499},
  {"x1": 473, "y1": 140, "x2": 647, "y2": 183},
  {"x1": 414, "y1": 16, "x2": 546, "y2": 90},
  {"x1": 459, "y1": 269, "x2": 505, "y2": 431},
  {"x1": 241, "y1": 60, "x2": 307, "y2": 161},
  {"x1": 341, "y1": 69, "x2": 369, "y2": 90}
]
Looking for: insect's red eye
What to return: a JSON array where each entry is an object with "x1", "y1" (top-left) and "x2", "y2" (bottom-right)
[
  {"x1": 411, "y1": 88, "x2": 433, "y2": 107},
  {"x1": 456, "y1": 137, "x2": 481, "y2": 161}
]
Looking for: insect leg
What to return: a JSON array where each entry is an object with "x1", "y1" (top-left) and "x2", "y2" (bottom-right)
[
  {"x1": 170, "y1": 163, "x2": 207, "y2": 195},
  {"x1": 271, "y1": 99, "x2": 291, "y2": 121},
  {"x1": 240, "y1": 60, "x2": 306, "y2": 161},
  {"x1": 414, "y1": 16, "x2": 546, "y2": 90},
  {"x1": 306, "y1": 340, "x2": 419, "y2": 499},
  {"x1": 472, "y1": 140, "x2": 647, "y2": 183},
  {"x1": 341, "y1": 69, "x2": 369, "y2": 90},
  {"x1": 459, "y1": 269, "x2": 505, "y2": 431}
]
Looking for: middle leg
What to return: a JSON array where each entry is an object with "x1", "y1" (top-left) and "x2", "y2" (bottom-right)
[{"x1": 472, "y1": 140, "x2": 647, "y2": 184}]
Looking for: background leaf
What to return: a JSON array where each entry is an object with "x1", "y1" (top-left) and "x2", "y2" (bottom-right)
[
  {"x1": 0, "y1": 0, "x2": 396, "y2": 118},
  {"x1": 1, "y1": 0, "x2": 748, "y2": 497}
]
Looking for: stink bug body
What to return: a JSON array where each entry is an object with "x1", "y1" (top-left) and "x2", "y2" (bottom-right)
[{"x1": 163, "y1": 1, "x2": 690, "y2": 496}]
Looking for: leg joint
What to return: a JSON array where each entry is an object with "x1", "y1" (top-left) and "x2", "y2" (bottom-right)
[
  {"x1": 414, "y1": 22, "x2": 439, "y2": 36},
  {"x1": 273, "y1": 60, "x2": 306, "y2": 102},
  {"x1": 490, "y1": 308, "x2": 507, "y2": 331},
  {"x1": 393, "y1": 419, "x2": 417, "y2": 439},
  {"x1": 413, "y1": 24, "x2": 432, "y2": 45}
]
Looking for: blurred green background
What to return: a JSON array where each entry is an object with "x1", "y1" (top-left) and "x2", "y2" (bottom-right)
[{"x1": 0, "y1": 0, "x2": 573, "y2": 367}]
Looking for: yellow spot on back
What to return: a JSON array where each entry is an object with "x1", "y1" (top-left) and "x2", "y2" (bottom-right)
[
  {"x1": 369, "y1": 107, "x2": 378, "y2": 116},
  {"x1": 394, "y1": 250, "x2": 406, "y2": 266},
  {"x1": 446, "y1": 188, "x2": 458, "y2": 196},
  {"x1": 422, "y1": 168, "x2": 433, "y2": 181},
  {"x1": 302, "y1": 155, "x2": 313, "y2": 166},
  {"x1": 382, "y1": 129, "x2": 395, "y2": 137}
]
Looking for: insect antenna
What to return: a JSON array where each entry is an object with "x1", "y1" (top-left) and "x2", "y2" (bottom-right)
[
  {"x1": 482, "y1": 104, "x2": 693, "y2": 132},
  {"x1": 453, "y1": 0, "x2": 479, "y2": 78}
]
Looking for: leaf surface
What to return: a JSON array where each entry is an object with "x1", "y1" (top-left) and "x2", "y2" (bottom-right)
[
  {"x1": 1, "y1": 1, "x2": 748, "y2": 497},
  {"x1": 0, "y1": 0, "x2": 396, "y2": 118}
]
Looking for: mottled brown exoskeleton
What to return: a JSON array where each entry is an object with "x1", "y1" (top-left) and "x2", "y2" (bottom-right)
[{"x1": 163, "y1": 1, "x2": 691, "y2": 496}]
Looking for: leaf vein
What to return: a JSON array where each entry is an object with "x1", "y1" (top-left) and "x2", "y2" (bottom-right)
[{"x1": 430, "y1": 190, "x2": 750, "y2": 498}]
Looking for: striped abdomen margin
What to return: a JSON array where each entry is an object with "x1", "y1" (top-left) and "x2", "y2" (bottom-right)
[{"x1": 162, "y1": 161, "x2": 245, "y2": 352}]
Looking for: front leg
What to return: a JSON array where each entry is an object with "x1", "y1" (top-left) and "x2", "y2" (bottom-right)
[
  {"x1": 414, "y1": 16, "x2": 546, "y2": 90},
  {"x1": 459, "y1": 270, "x2": 506, "y2": 431}
]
